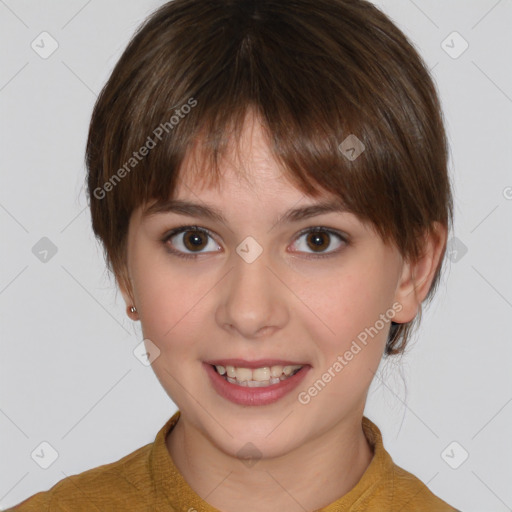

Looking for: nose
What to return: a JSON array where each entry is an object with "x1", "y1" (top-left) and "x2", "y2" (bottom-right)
[{"x1": 216, "y1": 246, "x2": 289, "y2": 340}]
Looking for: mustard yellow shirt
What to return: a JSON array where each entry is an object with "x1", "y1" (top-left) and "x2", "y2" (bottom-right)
[{"x1": 8, "y1": 411, "x2": 459, "y2": 511}]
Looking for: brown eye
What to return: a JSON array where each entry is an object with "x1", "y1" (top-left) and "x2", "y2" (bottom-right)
[
  {"x1": 163, "y1": 225, "x2": 221, "y2": 259},
  {"x1": 305, "y1": 231, "x2": 330, "y2": 252},
  {"x1": 182, "y1": 229, "x2": 208, "y2": 251},
  {"x1": 291, "y1": 227, "x2": 347, "y2": 257},
  {"x1": 162, "y1": 225, "x2": 347, "y2": 261}
]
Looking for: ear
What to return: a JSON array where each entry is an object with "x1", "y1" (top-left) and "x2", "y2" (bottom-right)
[
  {"x1": 392, "y1": 222, "x2": 447, "y2": 323},
  {"x1": 116, "y1": 264, "x2": 138, "y2": 320}
]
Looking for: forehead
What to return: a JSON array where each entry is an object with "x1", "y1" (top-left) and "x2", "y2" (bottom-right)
[
  {"x1": 172, "y1": 111, "x2": 327, "y2": 203},
  {"x1": 140, "y1": 109, "x2": 361, "y2": 228},
  {"x1": 179, "y1": 107, "x2": 338, "y2": 202}
]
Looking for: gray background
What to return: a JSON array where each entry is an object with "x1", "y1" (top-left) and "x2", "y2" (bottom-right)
[{"x1": 1, "y1": 0, "x2": 511, "y2": 510}]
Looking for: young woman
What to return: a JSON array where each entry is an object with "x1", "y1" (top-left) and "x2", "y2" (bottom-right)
[{"x1": 10, "y1": 0, "x2": 458, "y2": 509}]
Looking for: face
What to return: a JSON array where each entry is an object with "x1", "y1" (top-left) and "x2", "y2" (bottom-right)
[{"x1": 120, "y1": 112, "x2": 420, "y2": 459}]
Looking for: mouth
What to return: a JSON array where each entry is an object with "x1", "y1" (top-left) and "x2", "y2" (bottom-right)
[
  {"x1": 203, "y1": 359, "x2": 310, "y2": 406},
  {"x1": 211, "y1": 363, "x2": 303, "y2": 387}
]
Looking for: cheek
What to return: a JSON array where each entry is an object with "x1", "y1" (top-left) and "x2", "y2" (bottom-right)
[
  {"x1": 297, "y1": 269, "x2": 392, "y2": 408},
  {"x1": 137, "y1": 276, "x2": 211, "y2": 346},
  {"x1": 298, "y1": 256, "x2": 395, "y2": 360},
  {"x1": 130, "y1": 245, "x2": 210, "y2": 344}
]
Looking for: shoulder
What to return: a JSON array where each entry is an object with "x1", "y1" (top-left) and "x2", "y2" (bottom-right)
[
  {"x1": 7, "y1": 442, "x2": 154, "y2": 511},
  {"x1": 388, "y1": 463, "x2": 459, "y2": 511},
  {"x1": 358, "y1": 417, "x2": 459, "y2": 511}
]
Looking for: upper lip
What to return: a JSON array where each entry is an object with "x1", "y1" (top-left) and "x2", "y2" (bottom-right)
[{"x1": 204, "y1": 359, "x2": 308, "y2": 369}]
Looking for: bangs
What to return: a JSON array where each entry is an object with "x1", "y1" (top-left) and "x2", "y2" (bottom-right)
[{"x1": 89, "y1": 0, "x2": 445, "y2": 261}]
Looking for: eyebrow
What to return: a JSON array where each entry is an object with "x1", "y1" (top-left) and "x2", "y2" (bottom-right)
[{"x1": 143, "y1": 198, "x2": 347, "y2": 226}]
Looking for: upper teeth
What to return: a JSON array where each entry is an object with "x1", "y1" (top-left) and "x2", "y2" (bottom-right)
[{"x1": 215, "y1": 364, "x2": 303, "y2": 382}]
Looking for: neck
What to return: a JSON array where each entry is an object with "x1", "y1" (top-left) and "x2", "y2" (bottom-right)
[{"x1": 166, "y1": 412, "x2": 374, "y2": 512}]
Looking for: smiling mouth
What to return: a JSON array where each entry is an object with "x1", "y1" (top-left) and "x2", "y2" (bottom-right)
[{"x1": 211, "y1": 364, "x2": 303, "y2": 387}]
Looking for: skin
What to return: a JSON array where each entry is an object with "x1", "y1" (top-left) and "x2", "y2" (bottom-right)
[{"x1": 119, "y1": 110, "x2": 446, "y2": 512}]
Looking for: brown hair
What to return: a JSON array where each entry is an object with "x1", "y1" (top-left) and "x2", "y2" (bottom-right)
[{"x1": 86, "y1": 0, "x2": 453, "y2": 356}]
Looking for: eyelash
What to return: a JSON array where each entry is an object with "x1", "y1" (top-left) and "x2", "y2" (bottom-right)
[{"x1": 161, "y1": 224, "x2": 349, "y2": 260}]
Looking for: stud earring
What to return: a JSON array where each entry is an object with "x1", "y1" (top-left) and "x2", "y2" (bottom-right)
[{"x1": 129, "y1": 305, "x2": 137, "y2": 314}]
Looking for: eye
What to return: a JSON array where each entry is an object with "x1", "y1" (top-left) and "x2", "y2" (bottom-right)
[
  {"x1": 162, "y1": 225, "x2": 221, "y2": 260},
  {"x1": 161, "y1": 225, "x2": 348, "y2": 260},
  {"x1": 290, "y1": 226, "x2": 347, "y2": 258}
]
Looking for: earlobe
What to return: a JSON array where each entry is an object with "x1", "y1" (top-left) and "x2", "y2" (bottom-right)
[
  {"x1": 126, "y1": 304, "x2": 139, "y2": 320},
  {"x1": 392, "y1": 222, "x2": 447, "y2": 324},
  {"x1": 117, "y1": 266, "x2": 139, "y2": 320}
]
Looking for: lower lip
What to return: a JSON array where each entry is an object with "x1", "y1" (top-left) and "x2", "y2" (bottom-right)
[{"x1": 204, "y1": 363, "x2": 310, "y2": 406}]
